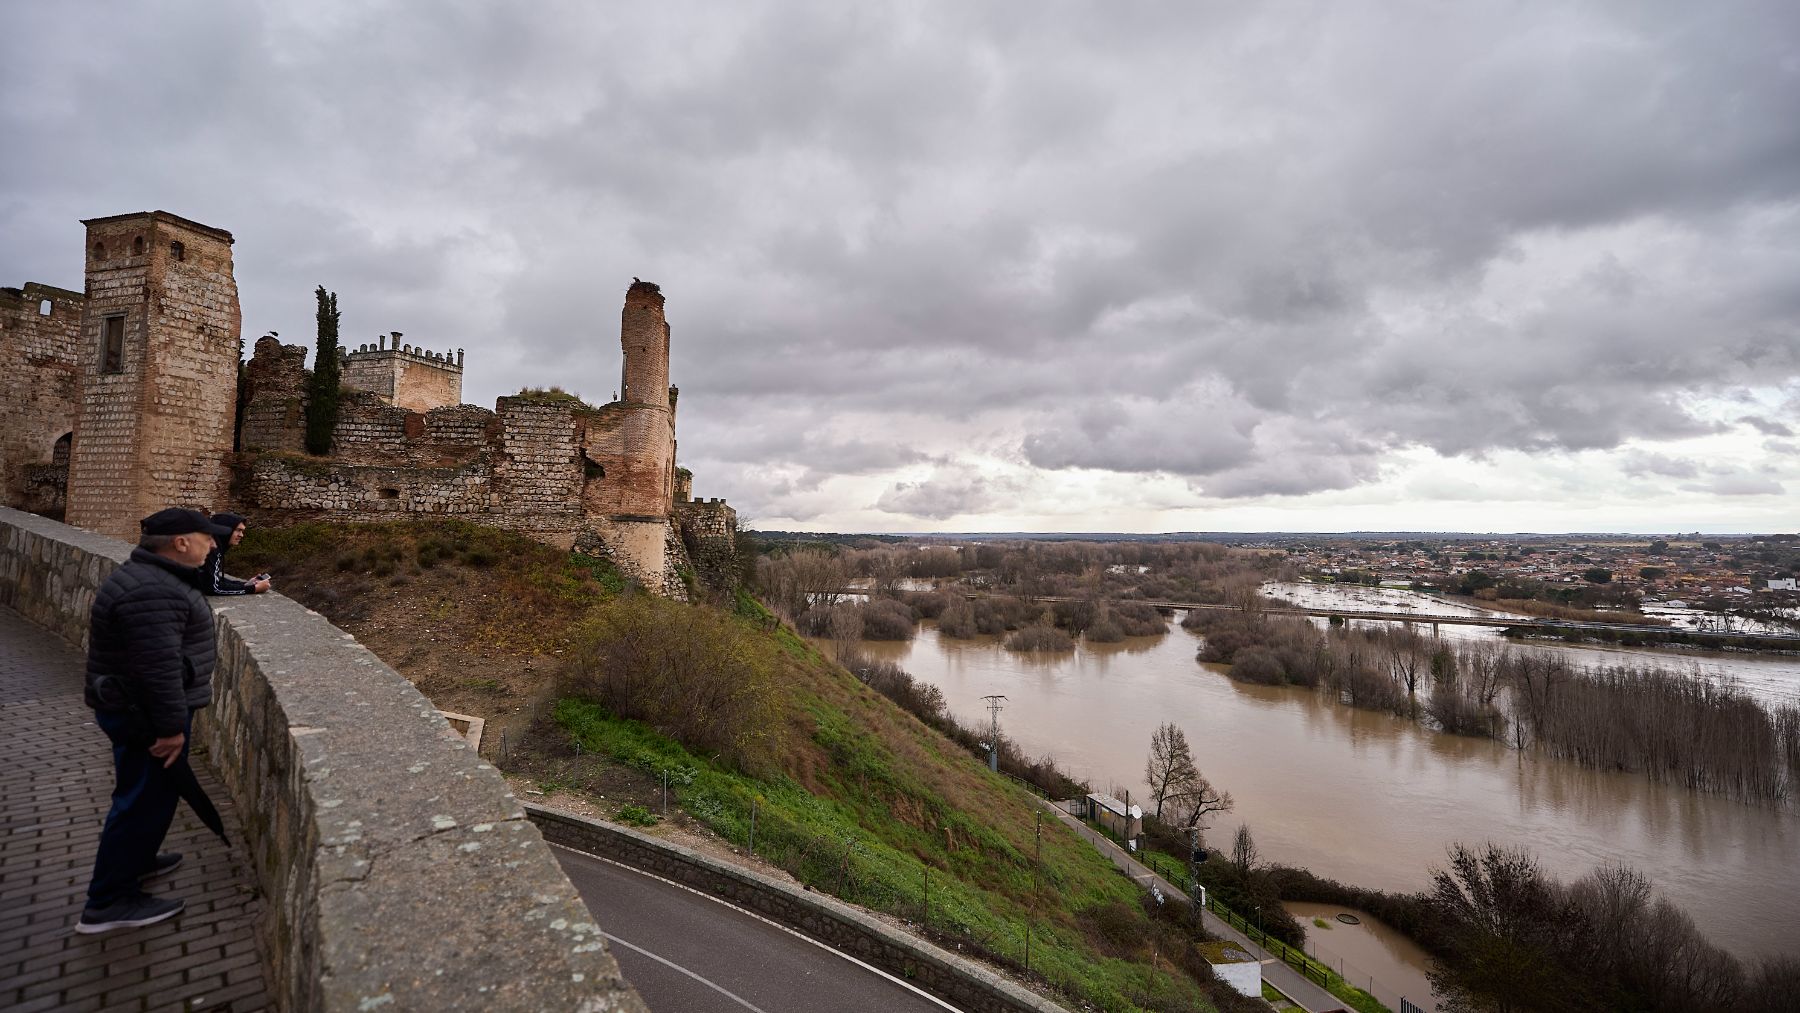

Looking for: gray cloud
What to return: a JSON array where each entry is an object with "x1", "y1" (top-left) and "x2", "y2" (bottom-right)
[
  {"x1": 3, "y1": 1, "x2": 1797, "y2": 525},
  {"x1": 874, "y1": 468, "x2": 1009, "y2": 520},
  {"x1": 1740, "y1": 415, "x2": 1795, "y2": 437}
]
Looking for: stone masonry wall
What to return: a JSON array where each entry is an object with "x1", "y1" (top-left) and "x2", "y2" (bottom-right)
[
  {"x1": 0, "y1": 283, "x2": 82, "y2": 514},
  {"x1": 0, "y1": 507, "x2": 647, "y2": 1013},
  {"x1": 66, "y1": 213, "x2": 240, "y2": 540},
  {"x1": 246, "y1": 456, "x2": 493, "y2": 518},
  {"x1": 491, "y1": 397, "x2": 586, "y2": 540},
  {"x1": 239, "y1": 337, "x2": 308, "y2": 454},
  {"x1": 527, "y1": 805, "x2": 1069, "y2": 1013}
]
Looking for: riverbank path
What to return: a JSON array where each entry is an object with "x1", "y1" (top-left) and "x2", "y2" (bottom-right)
[
  {"x1": 1038, "y1": 800, "x2": 1345, "y2": 1013},
  {"x1": 0, "y1": 605, "x2": 270, "y2": 1012}
]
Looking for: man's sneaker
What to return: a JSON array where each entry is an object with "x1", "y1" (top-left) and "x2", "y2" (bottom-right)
[
  {"x1": 139, "y1": 852, "x2": 182, "y2": 881},
  {"x1": 75, "y1": 893, "x2": 184, "y2": 934}
]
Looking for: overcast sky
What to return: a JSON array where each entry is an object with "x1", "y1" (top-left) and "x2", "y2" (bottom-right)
[{"x1": 5, "y1": 2, "x2": 1797, "y2": 533}]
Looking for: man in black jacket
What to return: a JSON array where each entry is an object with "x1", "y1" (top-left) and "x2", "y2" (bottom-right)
[
  {"x1": 77, "y1": 508, "x2": 233, "y2": 934},
  {"x1": 191, "y1": 511, "x2": 271, "y2": 596}
]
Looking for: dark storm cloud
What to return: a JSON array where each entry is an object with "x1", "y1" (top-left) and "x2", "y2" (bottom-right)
[{"x1": 3, "y1": 1, "x2": 1798, "y2": 523}]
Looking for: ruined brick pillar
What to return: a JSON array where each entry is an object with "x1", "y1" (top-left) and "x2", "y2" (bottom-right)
[
  {"x1": 613, "y1": 281, "x2": 674, "y2": 519},
  {"x1": 65, "y1": 212, "x2": 241, "y2": 540}
]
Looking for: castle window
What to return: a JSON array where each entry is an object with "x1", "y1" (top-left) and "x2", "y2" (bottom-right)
[
  {"x1": 132, "y1": 236, "x2": 145, "y2": 257},
  {"x1": 52, "y1": 433, "x2": 72, "y2": 467},
  {"x1": 93, "y1": 242, "x2": 105, "y2": 260},
  {"x1": 38, "y1": 299, "x2": 52, "y2": 316},
  {"x1": 377, "y1": 487, "x2": 400, "y2": 499},
  {"x1": 170, "y1": 241, "x2": 185, "y2": 262},
  {"x1": 100, "y1": 316, "x2": 126, "y2": 374}
]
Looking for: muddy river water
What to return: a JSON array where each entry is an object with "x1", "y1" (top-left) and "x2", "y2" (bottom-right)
[{"x1": 852, "y1": 598, "x2": 1800, "y2": 980}]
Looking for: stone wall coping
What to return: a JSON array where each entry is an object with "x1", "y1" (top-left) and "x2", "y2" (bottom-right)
[
  {"x1": 526, "y1": 804, "x2": 1073, "y2": 1013},
  {"x1": 0, "y1": 507, "x2": 645, "y2": 1012}
]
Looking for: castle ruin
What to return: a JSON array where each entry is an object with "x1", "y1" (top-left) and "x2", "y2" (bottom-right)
[{"x1": 1, "y1": 211, "x2": 736, "y2": 597}]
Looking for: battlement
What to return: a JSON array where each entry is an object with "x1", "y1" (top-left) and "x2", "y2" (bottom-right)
[{"x1": 341, "y1": 334, "x2": 464, "y2": 413}]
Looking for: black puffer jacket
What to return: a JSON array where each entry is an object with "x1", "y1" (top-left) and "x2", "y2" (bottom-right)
[{"x1": 85, "y1": 548, "x2": 217, "y2": 737}]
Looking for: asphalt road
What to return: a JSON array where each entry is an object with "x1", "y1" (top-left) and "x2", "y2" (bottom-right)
[{"x1": 552, "y1": 844, "x2": 958, "y2": 1013}]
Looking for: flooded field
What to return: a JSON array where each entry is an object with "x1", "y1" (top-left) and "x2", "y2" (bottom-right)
[{"x1": 855, "y1": 609, "x2": 1800, "y2": 963}]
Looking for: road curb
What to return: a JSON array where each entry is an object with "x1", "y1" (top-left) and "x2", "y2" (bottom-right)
[{"x1": 525, "y1": 803, "x2": 1071, "y2": 1013}]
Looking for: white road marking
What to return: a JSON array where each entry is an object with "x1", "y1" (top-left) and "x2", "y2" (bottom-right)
[
  {"x1": 601, "y1": 931, "x2": 772, "y2": 1013},
  {"x1": 549, "y1": 842, "x2": 963, "y2": 1012}
]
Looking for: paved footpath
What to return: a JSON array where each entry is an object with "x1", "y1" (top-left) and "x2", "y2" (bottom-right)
[
  {"x1": 0, "y1": 606, "x2": 270, "y2": 1013},
  {"x1": 1038, "y1": 801, "x2": 1345, "y2": 1013}
]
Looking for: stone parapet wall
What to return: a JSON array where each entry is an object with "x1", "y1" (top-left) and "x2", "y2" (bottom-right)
[
  {"x1": 0, "y1": 507, "x2": 646, "y2": 1013},
  {"x1": 527, "y1": 805, "x2": 1072, "y2": 1013}
]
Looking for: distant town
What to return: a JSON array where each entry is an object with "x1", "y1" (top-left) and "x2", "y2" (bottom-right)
[{"x1": 1265, "y1": 533, "x2": 1800, "y2": 626}]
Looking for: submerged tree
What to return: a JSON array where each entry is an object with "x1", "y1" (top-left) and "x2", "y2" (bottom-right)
[{"x1": 303, "y1": 285, "x2": 341, "y2": 455}]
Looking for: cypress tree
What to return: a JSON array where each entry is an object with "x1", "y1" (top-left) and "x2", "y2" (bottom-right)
[{"x1": 304, "y1": 285, "x2": 341, "y2": 454}]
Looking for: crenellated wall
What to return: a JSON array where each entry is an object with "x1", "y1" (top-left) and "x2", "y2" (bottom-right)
[
  {"x1": 341, "y1": 342, "x2": 464, "y2": 413},
  {"x1": 0, "y1": 506, "x2": 646, "y2": 1012}
]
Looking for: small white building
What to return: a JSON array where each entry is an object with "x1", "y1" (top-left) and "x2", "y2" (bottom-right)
[
  {"x1": 1769, "y1": 578, "x2": 1798, "y2": 591},
  {"x1": 1082, "y1": 793, "x2": 1143, "y2": 842}
]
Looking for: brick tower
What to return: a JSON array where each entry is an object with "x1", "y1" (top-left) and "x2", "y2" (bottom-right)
[
  {"x1": 65, "y1": 212, "x2": 241, "y2": 540},
  {"x1": 613, "y1": 280, "x2": 675, "y2": 519}
]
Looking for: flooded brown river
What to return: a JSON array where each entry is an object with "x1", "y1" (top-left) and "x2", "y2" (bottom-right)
[{"x1": 853, "y1": 618, "x2": 1800, "y2": 967}]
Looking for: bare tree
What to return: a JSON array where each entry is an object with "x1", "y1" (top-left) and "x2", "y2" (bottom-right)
[
  {"x1": 1165, "y1": 769, "x2": 1233, "y2": 838},
  {"x1": 1385, "y1": 625, "x2": 1426, "y2": 717},
  {"x1": 1143, "y1": 722, "x2": 1199, "y2": 821},
  {"x1": 1232, "y1": 823, "x2": 1258, "y2": 874}
]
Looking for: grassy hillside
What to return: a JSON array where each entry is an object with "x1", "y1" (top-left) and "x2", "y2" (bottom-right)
[{"x1": 235, "y1": 520, "x2": 1259, "y2": 1013}]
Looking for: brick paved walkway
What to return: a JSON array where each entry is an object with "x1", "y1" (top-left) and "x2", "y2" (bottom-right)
[{"x1": 0, "y1": 606, "x2": 270, "y2": 1012}]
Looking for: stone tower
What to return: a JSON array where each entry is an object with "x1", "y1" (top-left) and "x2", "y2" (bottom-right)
[
  {"x1": 613, "y1": 280, "x2": 675, "y2": 518},
  {"x1": 65, "y1": 212, "x2": 241, "y2": 540},
  {"x1": 342, "y1": 336, "x2": 464, "y2": 412}
]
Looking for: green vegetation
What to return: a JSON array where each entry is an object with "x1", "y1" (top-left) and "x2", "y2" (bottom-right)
[
  {"x1": 615, "y1": 803, "x2": 658, "y2": 827},
  {"x1": 541, "y1": 580, "x2": 1277, "y2": 1011},
  {"x1": 554, "y1": 702, "x2": 1246, "y2": 1011},
  {"x1": 1136, "y1": 848, "x2": 1388, "y2": 1013},
  {"x1": 235, "y1": 519, "x2": 634, "y2": 654},
  {"x1": 513, "y1": 385, "x2": 594, "y2": 408},
  {"x1": 304, "y1": 286, "x2": 341, "y2": 455}
]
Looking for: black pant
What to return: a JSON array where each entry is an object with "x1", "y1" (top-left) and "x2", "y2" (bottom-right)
[{"x1": 86, "y1": 708, "x2": 191, "y2": 908}]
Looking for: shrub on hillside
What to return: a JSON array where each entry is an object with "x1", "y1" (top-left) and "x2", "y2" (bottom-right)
[
  {"x1": 558, "y1": 594, "x2": 786, "y2": 771},
  {"x1": 842, "y1": 651, "x2": 946, "y2": 723}
]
